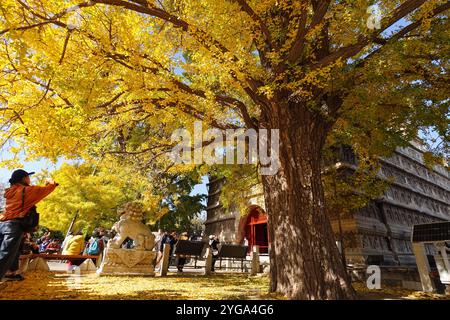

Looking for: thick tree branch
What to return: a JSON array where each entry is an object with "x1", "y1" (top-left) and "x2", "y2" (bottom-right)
[
  {"x1": 0, "y1": 21, "x2": 52, "y2": 35},
  {"x1": 95, "y1": 94, "x2": 241, "y2": 131},
  {"x1": 285, "y1": 1, "x2": 330, "y2": 67},
  {"x1": 228, "y1": 0, "x2": 272, "y2": 50},
  {"x1": 1, "y1": 0, "x2": 96, "y2": 34},
  {"x1": 285, "y1": 9, "x2": 308, "y2": 66},
  {"x1": 94, "y1": 47, "x2": 255, "y2": 129},
  {"x1": 216, "y1": 95, "x2": 258, "y2": 130},
  {"x1": 96, "y1": 92, "x2": 125, "y2": 109}
]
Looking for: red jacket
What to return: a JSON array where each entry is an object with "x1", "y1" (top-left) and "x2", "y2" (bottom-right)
[{"x1": 0, "y1": 183, "x2": 57, "y2": 221}]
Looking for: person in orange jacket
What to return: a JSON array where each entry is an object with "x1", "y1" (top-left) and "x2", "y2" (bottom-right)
[{"x1": 0, "y1": 170, "x2": 58, "y2": 287}]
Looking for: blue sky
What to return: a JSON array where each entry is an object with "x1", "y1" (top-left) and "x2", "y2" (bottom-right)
[{"x1": 191, "y1": 175, "x2": 208, "y2": 197}]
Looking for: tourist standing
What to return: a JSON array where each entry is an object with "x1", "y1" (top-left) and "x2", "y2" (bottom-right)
[
  {"x1": 176, "y1": 232, "x2": 189, "y2": 272},
  {"x1": 158, "y1": 231, "x2": 177, "y2": 266},
  {"x1": 169, "y1": 232, "x2": 177, "y2": 255},
  {"x1": 155, "y1": 231, "x2": 168, "y2": 270},
  {"x1": 209, "y1": 235, "x2": 220, "y2": 272},
  {"x1": 0, "y1": 170, "x2": 58, "y2": 289}
]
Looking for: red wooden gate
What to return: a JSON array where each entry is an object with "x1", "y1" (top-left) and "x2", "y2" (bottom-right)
[{"x1": 243, "y1": 207, "x2": 269, "y2": 254}]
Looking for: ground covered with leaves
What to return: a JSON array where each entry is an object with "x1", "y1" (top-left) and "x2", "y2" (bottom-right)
[
  {"x1": 0, "y1": 272, "x2": 279, "y2": 300},
  {"x1": 1, "y1": 272, "x2": 448, "y2": 300}
]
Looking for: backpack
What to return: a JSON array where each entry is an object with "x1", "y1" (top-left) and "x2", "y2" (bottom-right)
[
  {"x1": 86, "y1": 239, "x2": 100, "y2": 255},
  {"x1": 18, "y1": 187, "x2": 40, "y2": 233}
]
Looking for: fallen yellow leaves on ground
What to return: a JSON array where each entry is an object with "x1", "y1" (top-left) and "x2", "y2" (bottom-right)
[
  {"x1": 353, "y1": 282, "x2": 449, "y2": 300},
  {"x1": 0, "y1": 272, "x2": 282, "y2": 300},
  {"x1": 1, "y1": 272, "x2": 448, "y2": 300}
]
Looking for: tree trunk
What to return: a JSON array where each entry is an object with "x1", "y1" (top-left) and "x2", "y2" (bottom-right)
[{"x1": 261, "y1": 102, "x2": 355, "y2": 300}]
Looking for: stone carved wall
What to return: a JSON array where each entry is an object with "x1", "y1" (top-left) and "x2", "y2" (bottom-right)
[
  {"x1": 383, "y1": 151, "x2": 449, "y2": 190},
  {"x1": 383, "y1": 204, "x2": 439, "y2": 227},
  {"x1": 398, "y1": 145, "x2": 449, "y2": 177},
  {"x1": 336, "y1": 144, "x2": 449, "y2": 266},
  {"x1": 361, "y1": 234, "x2": 389, "y2": 251},
  {"x1": 380, "y1": 163, "x2": 449, "y2": 205},
  {"x1": 353, "y1": 203, "x2": 382, "y2": 220},
  {"x1": 384, "y1": 184, "x2": 449, "y2": 219},
  {"x1": 391, "y1": 239, "x2": 413, "y2": 254}
]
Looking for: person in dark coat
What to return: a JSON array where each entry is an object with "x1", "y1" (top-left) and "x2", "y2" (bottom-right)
[{"x1": 209, "y1": 235, "x2": 220, "y2": 272}]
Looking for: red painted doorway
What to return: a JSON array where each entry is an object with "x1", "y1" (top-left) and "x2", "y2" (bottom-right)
[{"x1": 239, "y1": 206, "x2": 269, "y2": 254}]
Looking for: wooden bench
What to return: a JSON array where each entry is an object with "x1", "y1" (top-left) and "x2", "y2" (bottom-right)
[
  {"x1": 159, "y1": 243, "x2": 260, "y2": 276},
  {"x1": 171, "y1": 240, "x2": 206, "y2": 269},
  {"x1": 217, "y1": 244, "x2": 249, "y2": 272},
  {"x1": 27, "y1": 253, "x2": 100, "y2": 261}
]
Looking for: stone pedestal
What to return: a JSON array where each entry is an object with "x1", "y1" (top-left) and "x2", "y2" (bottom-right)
[
  {"x1": 97, "y1": 248, "x2": 156, "y2": 276},
  {"x1": 28, "y1": 257, "x2": 50, "y2": 271},
  {"x1": 251, "y1": 245, "x2": 260, "y2": 275},
  {"x1": 79, "y1": 259, "x2": 97, "y2": 272},
  {"x1": 159, "y1": 244, "x2": 171, "y2": 277},
  {"x1": 204, "y1": 248, "x2": 212, "y2": 276},
  {"x1": 96, "y1": 201, "x2": 157, "y2": 276}
]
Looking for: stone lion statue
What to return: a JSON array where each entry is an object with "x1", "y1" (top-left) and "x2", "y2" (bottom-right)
[{"x1": 108, "y1": 202, "x2": 155, "y2": 251}]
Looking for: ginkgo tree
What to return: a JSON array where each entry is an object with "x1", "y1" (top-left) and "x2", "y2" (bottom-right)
[
  {"x1": 34, "y1": 161, "x2": 147, "y2": 233},
  {"x1": 0, "y1": 0, "x2": 448, "y2": 299},
  {"x1": 35, "y1": 158, "x2": 206, "y2": 233}
]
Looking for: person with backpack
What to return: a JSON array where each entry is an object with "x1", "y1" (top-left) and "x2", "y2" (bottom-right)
[
  {"x1": 84, "y1": 230, "x2": 104, "y2": 264},
  {"x1": 0, "y1": 170, "x2": 58, "y2": 289}
]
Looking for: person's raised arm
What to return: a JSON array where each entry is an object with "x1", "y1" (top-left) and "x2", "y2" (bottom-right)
[{"x1": 27, "y1": 179, "x2": 58, "y2": 203}]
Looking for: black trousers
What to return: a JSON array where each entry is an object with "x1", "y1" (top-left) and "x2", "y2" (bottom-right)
[
  {"x1": 212, "y1": 255, "x2": 219, "y2": 271},
  {"x1": 177, "y1": 256, "x2": 186, "y2": 270}
]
